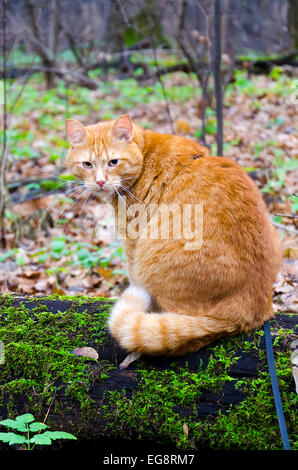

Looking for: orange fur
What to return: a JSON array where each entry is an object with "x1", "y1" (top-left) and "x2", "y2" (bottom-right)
[{"x1": 65, "y1": 114, "x2": 282, "y2": 356}]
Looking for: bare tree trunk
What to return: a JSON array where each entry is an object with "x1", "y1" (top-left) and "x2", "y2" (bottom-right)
[
  {"x1": 0, "y1": 0, "x2": 8, "y2": 248},
  {"x1": 48, "y1": 0, "x2": 60, "y2": 60},
  {"x1": 214, "y1": 0, "x2": 223, "y2": 156},
  {"x1": 25, "y1": 0, "x2": 59, "y2": 89},
  {"x1": 288, "y1": 0, "x2": 298, "y2": 49}
]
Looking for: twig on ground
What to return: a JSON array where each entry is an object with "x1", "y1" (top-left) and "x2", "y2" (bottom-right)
[
  {"x1": 272, "y1": 221, "x2": 298, "y2": 235},
  {"x1": 274, "y1": 213, "x2": 298, "y2": 219}
]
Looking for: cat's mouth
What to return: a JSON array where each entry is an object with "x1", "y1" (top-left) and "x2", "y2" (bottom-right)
[
  {"x1": 87, "y1": 181, "x2": 118, "y2": 195},
  {"x1": 86, "y1": 179, "x2": 136, "y2": 198}
]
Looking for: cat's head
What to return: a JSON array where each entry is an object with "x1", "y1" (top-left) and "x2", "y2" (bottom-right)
[{"x1": 65, "y1": 114, "x2": 143, "y2": 195}]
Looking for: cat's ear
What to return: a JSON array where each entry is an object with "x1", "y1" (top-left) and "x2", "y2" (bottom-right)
[
  {"x1": 66, "y1": 119, "x2": 87, "y2": 146},
  {"x1": 111, "y1": 114, "x2": 133, "y2": 143}
]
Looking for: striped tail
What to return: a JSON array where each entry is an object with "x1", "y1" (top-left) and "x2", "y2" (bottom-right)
[{"x1": 108, "y1": 285, "x2": 229, "y2": 356}]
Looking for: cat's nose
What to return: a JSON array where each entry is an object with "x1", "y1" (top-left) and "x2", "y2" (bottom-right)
[{"x1": 96, "y1": 180, "x2": 106, "y2": 189}]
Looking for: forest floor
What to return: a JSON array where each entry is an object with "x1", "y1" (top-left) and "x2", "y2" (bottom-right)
[{"x1": 0, "y1": 68, "x2": 297, "y2": 315}]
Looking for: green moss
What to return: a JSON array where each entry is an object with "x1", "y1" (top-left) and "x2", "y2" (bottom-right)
[
  {"x1": 24, "y1": 293, "x2": 116, "y2": 304},
  {"x1": 0, "y1": 294, "x2": 115, "y2": 426},
  {"x1": 102, "y1": 328, "x2": 297, "y2": 450},
  {"x1": 0, "y1": 294, "x2": 297, "y2": 450}
]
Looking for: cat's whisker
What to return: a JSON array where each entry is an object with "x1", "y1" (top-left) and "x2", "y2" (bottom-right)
[
  {"x1": 74, "y1": 190, "x2": 92, "y2": 231},
  {"x1": 54, "y1": 187, "x2": 86, "y2": 215},
  {"x1": 61, "y1": 185, "x2": 86, "y2": 198},
  {"x1": 44, "y1": 181, "x2": 86, "y2": 202},
  {"x1": 119, "y1": 185, "x2": 144, "y2": 205},
  {"x1": 55, "y1": 176, "x2": 86, "y2": 185},
  {"x1": 108, "y1": 180, "x2": 143, "y2": 206},
  {"x1": 51, "y1": 176, "x2": 84, "y2": 186},
  {"x1": 119, "y1": 176, "x2": 136, "y2": 183},
  {"x1": 113, "y1": 187, "x2": 134, "y2": 217},
  {"x1": 40, "y1": 181, "x2": 68, "y2": 199},
  {"x1": 38, "y1": 184, "x2": 86, "y2": 222},
  {"x1": 112, "y1": 176, "x2": 136, "y2": 187},
  {"x1": 48, "y1": 184, "x2": 86, "y2": 209},
  {"x1": 53, "y1": 186, "x2": 87, "y2": 223}
]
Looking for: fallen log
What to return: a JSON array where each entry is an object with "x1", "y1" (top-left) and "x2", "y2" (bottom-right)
[
  {"x1": 0, "y1": 66, "x2": 99, "y2": 90},
  {"x1": 2, "y1": 50, "x2": 297, "y2": 86},
  {"x1": 0, "y1": 294, "x2": 296, "y2": 451}
]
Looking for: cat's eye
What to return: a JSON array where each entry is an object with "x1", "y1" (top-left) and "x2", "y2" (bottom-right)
[
  {"x1": 108, "y1": 159, "x2": 118, "y2": 167},
  {"x1": 83, "y1": 161, "x2": 93, "y2": 168}
]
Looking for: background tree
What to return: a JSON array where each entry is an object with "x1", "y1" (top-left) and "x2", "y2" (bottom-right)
[{"x1": 289, "y1": 0, "x2": 298, "y2": 49}]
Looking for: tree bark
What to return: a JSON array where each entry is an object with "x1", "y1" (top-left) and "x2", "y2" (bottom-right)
[
  {"x1": 25, "y1": 0, "x2": 59, "y2": 89},
  {"x1": 214, "y1": 0, "x2": 223, "y2": 156},
  {"x1": 289, "y1": 0, "x2": 298, "y2": 49}
]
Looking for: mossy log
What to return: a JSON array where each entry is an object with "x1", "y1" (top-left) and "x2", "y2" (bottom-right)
[{"x1": 0, "y1": 294, "x2": 297, "y2": 451}]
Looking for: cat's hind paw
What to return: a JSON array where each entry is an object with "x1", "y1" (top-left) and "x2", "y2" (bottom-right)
[{"x1": 119, "y1": 351, "x2": 142, "y2": 369}]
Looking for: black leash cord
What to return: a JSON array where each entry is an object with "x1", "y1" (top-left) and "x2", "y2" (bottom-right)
[{"x1": 264, "y1": 321, "x2": 291, "y2": 450}]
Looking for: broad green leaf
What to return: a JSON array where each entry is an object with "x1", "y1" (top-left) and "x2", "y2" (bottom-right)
[
  {"x1": 0, "y1": 250, "x2": 15, "y2": 262},
  {"x1": 38, "y1": 253, "x2": 49, "y2": 263},
  {"x1": 29, "y1": 433, "x2": 52, "y2": 445},
  {"x1": 7, "y1": 433, "x2": 27, "y2": 445},
  {"x1": 50, "y1": 239, "x2": 66, "y2": 252},
  {"x1": 43, "y1": 430, "x2": 77, "y2": 440},
  {"x1": 15, "y1": 413, "x2": 35, "y2": 424},
  {"x1": 0, "y1": 418, "x2": 27, "y2": 432},
  {"x1": 0, "y1": 418, "x2": 17, "y2": 428},
  {"x1": 29, "y1": 422, "x2": 48, "y2": 432},
  {"x1": 77, "y1": 248, "x2": 90, "y2": 261},
  {"x1": 0, "y1": 432, "x2": 27, "y2": 445},
  {"x1": 0, "y1": 432, "x2": 16, "y2": 443}
]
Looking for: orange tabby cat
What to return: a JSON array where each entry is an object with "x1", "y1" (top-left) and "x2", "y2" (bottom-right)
[{"x1": 65, "y1": 114, "x2": 282, "y2": 356}]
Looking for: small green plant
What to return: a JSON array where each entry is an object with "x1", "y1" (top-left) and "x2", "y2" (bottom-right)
[
  {"x1": 0, "y1": 413, "x2": 76, "y2": 449},
  {"x1": 262, "y1": 154, "x2": 298, "y2": 194},
  {"x1": 289, "y1": 194, "x2": 298, "y2": 213}
]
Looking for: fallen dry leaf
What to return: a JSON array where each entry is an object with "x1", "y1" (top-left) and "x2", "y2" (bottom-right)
[
  {"x1": 13, "y1": 196, "x2": 54, "y2": 217},
  {"x1": 35, "y1": 279, "x2": 49, "y2": 291},
  {"x1": 284, "y1": 247, "x2": 298, "y2": 259},
  {"x1": 71, "y1": 347, "x2": 99, "y2": 360},
  {"x1": 275, "y1": 291, "x2": 298, "y2": 313},
  {"x1": 52, "y1": 288, "x2": 66, "y2": 295},
  {"x1": 93, "y1": 266, "x2": 114, "y2": 280}
]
